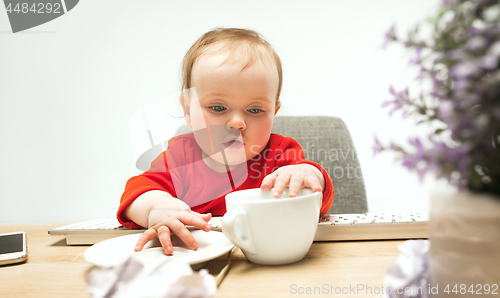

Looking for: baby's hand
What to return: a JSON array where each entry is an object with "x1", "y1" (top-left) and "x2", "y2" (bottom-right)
[
  {"x1": 260, "y1": 164, "x2": 325, "y2": 198},
  {"x1": 134, "y1": 204, "x2": 212, "y2": 255}
]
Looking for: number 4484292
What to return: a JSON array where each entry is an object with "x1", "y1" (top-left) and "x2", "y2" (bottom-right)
[
  {"x1": 444, "y1": 284, "x2": 498, "y2": 295},
  {"x1": 5, "y1": 3, "x2": 62, "y2": 14}
]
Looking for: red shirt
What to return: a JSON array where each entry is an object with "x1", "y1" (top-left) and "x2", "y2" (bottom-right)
[{"x1": 118, "y1": 133, "x2": 334, "y2": 228}]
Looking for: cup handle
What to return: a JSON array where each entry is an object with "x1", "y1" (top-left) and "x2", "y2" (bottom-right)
[{"x1": 221, "y1": 209, "x2": 257, "y2": 254}]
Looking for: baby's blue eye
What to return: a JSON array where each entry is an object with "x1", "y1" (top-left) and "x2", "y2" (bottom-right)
[
  {"x1": 211, "y1": 106, "x2": 226, "y2": 112},
  {"x1": 248, "y1": 108, "x2": 261, "y2": 114}
]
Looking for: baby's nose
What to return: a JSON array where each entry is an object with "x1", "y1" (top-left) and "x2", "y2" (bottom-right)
[{"x1": 227, "y1": 114, "x2": 246, "y2": 130}]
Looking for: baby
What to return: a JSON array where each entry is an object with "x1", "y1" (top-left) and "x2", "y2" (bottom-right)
[{"x1": 117, "y1": 28, "x2": 334, "y2": 255}]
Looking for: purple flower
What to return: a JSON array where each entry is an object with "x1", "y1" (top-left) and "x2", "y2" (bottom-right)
[
  {"x1": 469, "y1": 26, "x2": 480, "y2": 35},
  {"x1": 373, "y1": 136, "x2": 384, "y2": 156},
  {"x1": 389, "y1": 85, "x2": 396, "y2": 96},
  {"x1": 401, "y1": 152, "x2": 419, "y2": 171},
  {"x1": 409, "y1": 137, "x2": 425, "y2": 157},
  {"x1": 395, "y1": 87, "x2": 410, "y2": 103},
  {"x1": 466, "y1": 36, "x2": 487, "y2": 51},
  {"x1": 419, "y1": 160, "x2": 440, "y2": 181},
  {"x1": 429, "y1": 70, "x2": 444, "y2": 90},
  {"x1": 383, "y1": 86, "x2": 417, "y2": 117},
  {"x1": 442, "y1": 145, "x2": 469, "y2": 165},
  {"x1": 481, "y1": 55, "x2": 498, "y2": 70},
  {"x1": 381, "y1": 100, "x2": 392, "y2": 108},
  {"x1": 450, "y1": 62, "x2": 478, "y2": 79},
  {"x1": 437, "y1": 100, "x2": 454, "y2": 121},
  {"x1": 388, "y1": 105, "x2": 402, "y2": 117},
  {"x1": 409, "y1": 46, "x2": 423, "y2": 65},
  {"x1": 448, "y1": 49, "x2": 465, "y2": 61},
  {"x1": 381, "y1": 24, "x2": 395, "y2": 49},
  {"x1": 453, "y1": 79, "x2": 469, "y2": 92}
]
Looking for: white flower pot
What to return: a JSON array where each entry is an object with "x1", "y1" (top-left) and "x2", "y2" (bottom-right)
[{"x1": 429, "y1": 185, "x2": 500, "y2": 296}]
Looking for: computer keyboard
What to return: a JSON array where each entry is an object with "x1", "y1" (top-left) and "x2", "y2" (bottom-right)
[
  {"x1": 316, "y1": 212, "x2": 428, "y2": 241},
  {"x1": 48, "y1": 212, "x2": 428, "y2": 245}
]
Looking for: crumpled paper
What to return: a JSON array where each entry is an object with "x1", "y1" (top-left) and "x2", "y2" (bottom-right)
[
  {"x1": 383, "y1": 240, "x2": 430, "y2": 298},
  {"x1": 87, "y1": 253, "x2": 217, "y2": 298}
]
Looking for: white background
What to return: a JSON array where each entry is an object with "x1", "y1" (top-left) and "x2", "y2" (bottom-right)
[{"x1": 0, "y1": 0, "x2": 440, "y2": 223}]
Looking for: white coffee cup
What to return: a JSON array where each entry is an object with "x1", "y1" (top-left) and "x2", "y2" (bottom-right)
[{"x1": 222, "y1": 188, "x2": 321, "y2": 265}]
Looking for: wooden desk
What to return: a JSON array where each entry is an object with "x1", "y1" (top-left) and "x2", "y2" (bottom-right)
[{"x1": 0, "y1": 223, "x2": 405, "y2": 298}]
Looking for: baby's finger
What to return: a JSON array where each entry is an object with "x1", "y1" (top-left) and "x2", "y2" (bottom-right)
[
  {"x1": 169, "y1": 220, "x2": 199, "y2": 251},
  {"x1": 199, "y1": 212, "x2": 212, "y2": 222},
  {"x1": 157, "y1": 225, "x2": 174, "y2": 255},
  {"x1": 135, "y1": 228, "x2": 158, "y2": 252},
  {"x1": 272, "y1": 175, "x2": 291, "y2": 198},
  {"x1": 179, "y1": 211, "x2": 211, "y2": 232},
  {"x1": 260, "y1": 172, "x2": 277, "y2": 190},
  {"x1": 304, "y1": 175, "x2": 323, "y2": 192},
  {"x1": 288, "y1": 174, "x2": 304, "y2": 197}
]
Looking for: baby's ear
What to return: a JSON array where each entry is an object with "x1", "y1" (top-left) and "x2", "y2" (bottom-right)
[
  {"x1": 179, "y1": 93, "x2": 192, "y2": 128},
  {"x1": 274, "y1": 101, "x2": 281, "y2": 115}
]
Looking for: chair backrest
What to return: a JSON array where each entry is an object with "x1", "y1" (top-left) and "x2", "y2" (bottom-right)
[{"x1": 174, "y1": 116, "x2": 368, "y2": 214}]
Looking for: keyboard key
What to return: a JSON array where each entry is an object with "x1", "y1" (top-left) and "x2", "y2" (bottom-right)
[
  {"x1": 353, "y1": 219, "x2": 374, "y2": 225},
  {"x1": 373, "y1": 217, "x2": 394, "y2": 224}
]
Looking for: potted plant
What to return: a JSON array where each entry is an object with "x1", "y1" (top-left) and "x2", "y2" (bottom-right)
[{"x1": 375, "y1": 0, "x2": 500, "y2": 293}]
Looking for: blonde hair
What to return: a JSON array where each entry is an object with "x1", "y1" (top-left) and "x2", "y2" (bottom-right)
[{"x1": 181, "y1": 28, "x2": 282, "y2": 105}]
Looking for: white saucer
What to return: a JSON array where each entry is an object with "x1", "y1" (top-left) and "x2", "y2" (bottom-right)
[{"x1": 84, "y1": 230, "x2": 234, "y2": 267}]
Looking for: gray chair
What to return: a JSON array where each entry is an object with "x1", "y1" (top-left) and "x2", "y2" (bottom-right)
[{"x1": 175, "y1": 116, "x2": 368, "y2": 214}]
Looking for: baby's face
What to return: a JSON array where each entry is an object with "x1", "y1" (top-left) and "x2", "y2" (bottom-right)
[{"x1": 185, "y1": 53, "x2": 279, "y2": 171}]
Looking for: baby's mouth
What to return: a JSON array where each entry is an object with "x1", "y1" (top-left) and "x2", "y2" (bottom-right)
[{"x1": 223, "y1": 138, "x2": 244, "y2": 149}]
